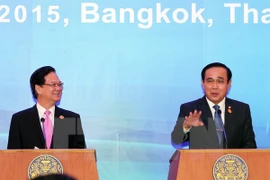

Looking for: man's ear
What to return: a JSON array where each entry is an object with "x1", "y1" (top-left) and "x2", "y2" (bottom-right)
[
  {"x1": 227, "y1": 80, "x2": 232, "y2": 91},
  {"x1": 201, "y1": 79, "x2": 205, "y2": 89},
  {"x1": 35, "y1": 84, "x2": 42, "y2": 95}
]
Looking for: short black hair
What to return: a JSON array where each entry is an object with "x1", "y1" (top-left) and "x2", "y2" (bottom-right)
[
  {"x1": 32, "y1": 174, "x2": 76, "y2": 180},
  {"x1": 30, "y1": 66, "x2": 56, "y2": 99},
  {"x1": 201, "y1": 62, "x2": 232, "y2": 82}
]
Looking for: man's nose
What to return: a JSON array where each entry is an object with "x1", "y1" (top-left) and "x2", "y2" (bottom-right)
[{"x1": 212, "y1": 81, "x2": 218, "y2": 88}]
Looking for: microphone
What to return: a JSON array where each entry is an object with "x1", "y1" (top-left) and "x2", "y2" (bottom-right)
[
  {"x1": 41, "y1": 118, "x2": 45, "y2": 123},
  {"x1": 217, "y1": 109, "x2": 227, "y2": 149}
]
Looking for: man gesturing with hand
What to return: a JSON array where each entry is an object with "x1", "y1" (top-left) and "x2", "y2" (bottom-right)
[{"x1": 171, "y1": 62, "x2": 256, "y2": 149}]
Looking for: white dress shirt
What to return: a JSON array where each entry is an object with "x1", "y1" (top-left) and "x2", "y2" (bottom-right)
[
  {"x1": 36, "y1": 103, "x2": 55, "y2": 129},
  {"x1": 206, "y1": 97, "x2": 225, "y2": 125}
]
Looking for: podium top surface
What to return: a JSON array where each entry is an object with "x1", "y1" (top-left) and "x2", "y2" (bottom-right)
[
  {"x1": 178, "y1": 149, "x2": 269, "y2": 154},
  {"x1": 0, "y1": 149, "x2": 96, "y2": 154}
]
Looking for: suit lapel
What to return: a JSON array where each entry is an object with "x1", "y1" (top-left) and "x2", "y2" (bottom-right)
[
  {"x1": 199, "y1": 97, "x2": 213, "y2": 130},
  {"x1": 51, "y1": 106, "x2": 62, "y2": 148},
  {"x1": 30, "y1": 105, "x2": 46, "y2": 148},
  {"x1": 54, "y1": 106, "x2": 62, "y2": 119},
  {"x1": 54, "y1": 106, "x2": 64, "y2": 128},
  {"x1": 224, "y1": 98, "x2": 234, "y2": 139}
]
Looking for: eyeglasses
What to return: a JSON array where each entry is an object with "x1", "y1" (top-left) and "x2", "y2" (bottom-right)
[{"x1": 43, "y1": 82, "x2": 64, "y2": 88}]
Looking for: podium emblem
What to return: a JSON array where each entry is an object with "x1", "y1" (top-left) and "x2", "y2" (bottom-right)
[
  {"x1": 28, "y1": 154, "x2": 63, "y2": 179},
  {"x1": 213, "y1": 154, "x2": 248, "y2": 180}
]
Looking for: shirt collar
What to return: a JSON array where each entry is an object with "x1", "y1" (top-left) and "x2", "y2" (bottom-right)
[
  {"x1": 36, "y1": 102, "x2": 55, "y2": 119},
  {"x1": 205, "y1": 96, "x2": 226, "y2": 111}
]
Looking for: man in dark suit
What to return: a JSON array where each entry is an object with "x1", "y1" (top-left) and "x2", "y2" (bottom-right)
[
  {"x1": 7, "y1": 66, "x2": 86, "y2": 149},
  {"x1": 171, "y1": 62, "x2": 257, "y2": 149}
]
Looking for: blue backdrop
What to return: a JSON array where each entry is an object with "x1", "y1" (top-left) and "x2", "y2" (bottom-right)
[{"x1": 0, "y1": 0, "x2": 270, "y2": 179}]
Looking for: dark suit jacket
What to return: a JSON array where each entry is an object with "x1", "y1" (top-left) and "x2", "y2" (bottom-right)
[
  {"x1": 171, "y1": 96, "x2": 257, "y2": 149},
  {"x1": 7, "y1": 105, "x2": 86, "y2": 149}
]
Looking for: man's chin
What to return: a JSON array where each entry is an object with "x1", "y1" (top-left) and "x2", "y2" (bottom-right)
[
  {"x1": 207, "y1": 95, "x2": 220, "y2": 103},
  {"x1": 53, "y1": 97, "x2": 61, "y2": 102}
]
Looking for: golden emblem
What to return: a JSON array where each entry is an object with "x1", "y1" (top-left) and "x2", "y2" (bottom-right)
[
  {"x1": 28, "y1": 154, "x2": 63, "y2": 180},
  {"x1": 213, "y1": 154, "x2": 248, "y2": 180}
]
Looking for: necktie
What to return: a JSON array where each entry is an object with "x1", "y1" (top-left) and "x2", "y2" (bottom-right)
[
  {"x1": 44, "y1": 110, "x2": 53, "y2": 149},
  {"x1": 213, "y1": 105, "x2": 224, "y2": 147}
]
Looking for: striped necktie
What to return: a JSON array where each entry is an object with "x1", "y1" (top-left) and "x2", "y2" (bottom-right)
[{"x1": 213, "y1": 105, "x2": 224, "y2": 147}]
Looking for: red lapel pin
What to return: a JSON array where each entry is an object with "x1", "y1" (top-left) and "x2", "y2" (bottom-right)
[{"x1": 228, "y1": 106, "x2": 232, "y2": 113}]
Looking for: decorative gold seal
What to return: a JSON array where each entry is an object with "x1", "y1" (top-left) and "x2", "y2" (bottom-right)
[
  {"x1": 28, "y1": 154, "x2": 63, "y2": 180},
  {"x1": 213, "y1": 154, "x2": 248, "y2": 180}
]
